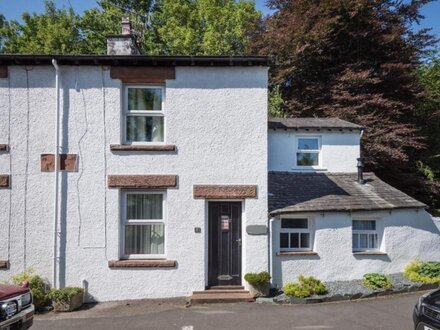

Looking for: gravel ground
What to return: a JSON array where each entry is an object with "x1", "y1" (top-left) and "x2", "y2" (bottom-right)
[{"x1": 271, "y1": 273, "x2": 438, "y2": 304}]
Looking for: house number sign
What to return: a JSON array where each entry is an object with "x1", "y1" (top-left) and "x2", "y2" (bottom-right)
[{"x1": 221, "y1": 215, "x2": 230, "y2": 231}]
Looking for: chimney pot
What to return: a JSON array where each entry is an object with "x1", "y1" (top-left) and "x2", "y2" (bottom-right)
[{"x1": 121, "y1": 16, "x2": 131, "y2": 35}]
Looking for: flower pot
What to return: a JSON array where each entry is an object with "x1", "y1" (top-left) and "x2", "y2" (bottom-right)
[
  {"x1": 248, "y1": 283, "x2": 270, "y2": 298},
  {"x1": 52, "y1": 292, "x2": 83, "y2": 312}
]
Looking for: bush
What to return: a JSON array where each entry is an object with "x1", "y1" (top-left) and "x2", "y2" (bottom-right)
[
  {"x1": 244, "y1": 271, "x2": 271, "y2": 286},
  {"x1": 12, "y1": 268, "x2": 50, "y2": 310},
  {"x1": 362, "y1": 273, "x2": 392, "y2": 290},
  {"x1": 284, "y1": 275, "x2": 327, "y2": 298},
  {"x1": 404, "y1": 259, "x2": 440, "y2": 285},
  {"x1": 49, "y1": 287, "x2": 84, "y2": 304}
]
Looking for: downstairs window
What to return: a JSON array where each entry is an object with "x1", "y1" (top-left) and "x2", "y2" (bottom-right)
[
  {"x1": 122, "y1": 192, "x2": 165, "y2": 258},
  {"x1": 279, "y1": 218, "x2": 311, "y2": 251},
  {"x1": 352, "y1": 220, "x2": 378, "y2": 252}
]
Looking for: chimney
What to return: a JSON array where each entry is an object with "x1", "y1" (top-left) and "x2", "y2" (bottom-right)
[
  {"x1": 357, "y1": 158, "x2": 365, "y2": 184},
  {"x1": 106, "y1": 17, "x2": 141, "y2": 55}
]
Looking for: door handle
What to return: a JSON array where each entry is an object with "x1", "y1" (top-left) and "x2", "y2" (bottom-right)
[{"x1": 236, "y1": 238, "x2": 242, "y2": 246}]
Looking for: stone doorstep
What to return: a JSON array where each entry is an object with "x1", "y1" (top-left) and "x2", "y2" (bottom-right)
[{"x1": 188, "y1": 288, "x2": 253, "y2": 305}]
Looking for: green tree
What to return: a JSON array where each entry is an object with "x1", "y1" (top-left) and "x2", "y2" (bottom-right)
[
  {"x1": 81, "y1": 0, "x2": 261, "y2": 55},
  {"x1": 1, "y1": 0, "x2": 86, "y2": 54}
]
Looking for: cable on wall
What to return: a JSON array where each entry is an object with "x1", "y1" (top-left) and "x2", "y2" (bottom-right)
[
  {"x1": 75, "y1": 66, "x2": 89, "y2": 247},
  {"x1": 23, "y1": 66, "x2": 33, "y2": 270}
]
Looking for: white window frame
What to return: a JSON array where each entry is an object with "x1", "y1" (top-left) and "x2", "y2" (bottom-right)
[
  {"x1": 294, "y1": 136, "x2": 321, "y2": 169},
  {"x1": 279, "y1": 217, "x2": 313, "y2": 252},
  {"x1": 121, "y1": 190, "x2": 167, "y2": 259},
  {"x1": 123, "y1": 85, "x2": 166, "y2": 145},
  {"x1": 352, "y1": 219, "x2": 379, "y2": 252}
]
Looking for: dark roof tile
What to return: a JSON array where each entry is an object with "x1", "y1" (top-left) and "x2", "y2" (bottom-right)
[
  {"x1": 269, "y1": 172, "x2": 426, "y2": 215},
  {"x1": 268, "y1": 118, "x2": 363, "y2": 130}
]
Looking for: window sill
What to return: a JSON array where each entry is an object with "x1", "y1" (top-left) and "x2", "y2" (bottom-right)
[
  {"x1": 352, "y1": 251, "x2": 387, "y2": 256},
  {"x1": 277, "y1": 251, "x2": 317, "y2": 256},
  {"x1": 108, "y1": 259, "x2": 177, "y2": 268},
  {"x1": 110, "y1": 144, "x2": 176, "y2": 152}
]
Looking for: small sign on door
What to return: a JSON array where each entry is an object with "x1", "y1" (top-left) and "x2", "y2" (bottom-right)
[{"x1": 221, "y1": 215, "x2": 230, "y2": 231}]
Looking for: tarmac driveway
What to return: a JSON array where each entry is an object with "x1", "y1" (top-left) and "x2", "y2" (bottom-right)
[{"x1": 33, "y1": 291, "x2": 425, "y2": 330}]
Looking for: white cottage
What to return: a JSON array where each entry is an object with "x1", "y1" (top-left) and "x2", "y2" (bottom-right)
[
  {"x1": 268, "y1": 118, "x2": 440, "y2": 288},
  {"x1": 0, "y1": 22, "x2": 439, "y2": 302}
]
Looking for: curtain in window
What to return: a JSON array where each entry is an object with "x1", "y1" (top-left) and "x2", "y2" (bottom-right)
[
  {"x1": 128, "y1": 88, "x2": 162, "y2": 111},
  {"x1": 353, "y1": 220, "x2": 376, "y2": 230},
  {"x1": 126, "y1": 116, "x2": 164, "y2": 142},
  {"x1": 125, "y1": 224, "x2": 165, "y2": 254},
  {"x1": 127, "y1": 194, "x2": 162, "y2": 219}
]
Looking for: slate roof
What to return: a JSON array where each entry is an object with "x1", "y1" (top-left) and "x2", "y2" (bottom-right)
[
  {"x1": 268, "y1": 118, "x2": 363, "y2": 130},
  {"x1": 268, "y1": 172, "x2": 426, "y2": 215}
]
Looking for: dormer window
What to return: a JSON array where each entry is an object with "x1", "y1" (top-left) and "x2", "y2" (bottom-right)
[
  {"x1": 296, "y1": 137, "x2": 320, "y2": 167},
  {"x1": 124, "y1": 86, "x2": 165, "y2": 143}
]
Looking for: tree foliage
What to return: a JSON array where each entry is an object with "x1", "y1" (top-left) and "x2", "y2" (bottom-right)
[
  {"x1": 0, "y1": 0, "x2": 260, "y2": 55},
  {"x1": 0, "y1": 1, "x2": 86, "y2": 54},
  {"x1": 249, "y1": 0, "x2": 440, "y2": 209}
]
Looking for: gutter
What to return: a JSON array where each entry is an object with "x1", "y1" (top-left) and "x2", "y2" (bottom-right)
[{"x1": 51, "y1": 59, "x2": 60, "y2": 289}]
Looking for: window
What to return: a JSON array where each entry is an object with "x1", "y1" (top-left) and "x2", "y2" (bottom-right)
[
  {"x1": 279, "y1": 218, "x2": 311, "y2": 251},
  {"x1": 124, "y1": 86, "x2": 164, "y2": 143},
  {"x1": 122, "y1": 192, "x2": 165, "y2": 258},
  {"x1": 296, "y1": 137, "x2": 320, "y2": 167},
  {"x1": 352, "y1": 220, "x2": 378, "y2": 252}
]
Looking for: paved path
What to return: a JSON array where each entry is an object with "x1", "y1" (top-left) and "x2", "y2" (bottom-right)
[{"x1": 33, "y1": 291, "x2": 424, "y2": 330}]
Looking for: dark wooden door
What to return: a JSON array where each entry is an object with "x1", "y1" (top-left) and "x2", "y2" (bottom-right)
[{"x1": 208, "y1": 202, "x2": 242, "y2": 287}]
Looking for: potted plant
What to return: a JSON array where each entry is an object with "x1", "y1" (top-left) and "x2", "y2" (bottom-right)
[
  {"x1": 244, "y1": 271, "x2": 271, "y2": 298},
  {"x1": 49, "y1": 287, "x2": 84, "y2": 312}
]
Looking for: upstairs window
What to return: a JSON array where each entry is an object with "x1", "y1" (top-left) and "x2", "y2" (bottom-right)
[
  {"x1": 296, "y1": 137, "x2": 320, "y2": 167},
  {"x1": 124, "y1": 86, "x2": 164, "y2": 143},
  {"x1": 352, "y1": 220, "x2": 378, "y2": 252},
  {"x1": 280, "y1": 218, "x2": 311, "y2": 251}
]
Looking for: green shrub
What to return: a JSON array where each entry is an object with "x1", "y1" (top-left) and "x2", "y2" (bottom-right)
[
  {"x1": 49, "y1": 287, "x2": 84, "y2": 304},
  {"x1": 284, "y1": 275, "x2": 327, "y2": 298},
  {"x1": 12, "y1": 268, "x2": 50, "y2": 310},
  {"x1": 404, "y1": 259, "x2": 440, "y2": 285},
  {"x1": 362, "y1": 273, "x2": 392, "y2": 290},
  {"x1": 244, "y1": 271, "x2": 271, "y2": 286}
]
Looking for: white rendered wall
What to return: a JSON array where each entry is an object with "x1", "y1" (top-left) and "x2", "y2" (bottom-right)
[
  {"x1": 271, "y1": 209, "x2": 440, "y2": 287},
  {"x1": 0, "y1": 65, "x2": 268, "y2": 301},
  {"x1": 268, "y1": 130, "x2": 361, "y2": 172}
]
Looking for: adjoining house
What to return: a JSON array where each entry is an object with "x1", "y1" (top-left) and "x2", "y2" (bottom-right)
[
  {"x1": 0, "y1": 20, "x2": 439, "y2": 302},
  {"x1": 268, "y1": 118, "x2": 440, "y2": 288}
]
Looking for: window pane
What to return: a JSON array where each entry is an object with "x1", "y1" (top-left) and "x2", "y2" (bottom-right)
[
  {"x1": 359, "y1": 234, "x2": 368, "y2": 249},
  {"x1": 353, "y1": 220, "x2": 376, "y2": 231},
  {"x1": 290, "y1": 233, "x2": 299, "y2": 248},
  {"x1": 125, "y1": 224, "x2": 164, "y2": 255},
  {"x1": 298, "y1": 138, "x2": 319, "y2": 150},
  {"x1": 280, "y1": 233, "x2": 289, "y2": 248},
  {"x1": 126, "y1": 116, "x2": 164, "y2": 142},
  {"x1": 297, "y1": 153, "x2": 319, "y2": 166},
  {"x1": 352, "y1": 234, "x2": 358, "y2": 249},
  {"x1": 281, "y1": 219, "x2": 308, "y2": 229},
  {"x1": 300, "y1": 233, "x2": 310, "y2": 248},
  {"x1": 369, "y1": 234, "x2": 378, "y2": 249},
  {"x1": 128, "y1": 88, "x2": 162, "y2": 111},
  {"x1": 127, "y1": 194, "x2": 163, "y2": 220}
]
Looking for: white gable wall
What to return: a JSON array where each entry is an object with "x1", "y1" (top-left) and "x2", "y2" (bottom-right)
[
  {"x1": 0, "y1": 65, "x2": 268, "y2": 301},
  {"x1": 271, "y1": 209, "x2": 440, "y2": 287},
  {"x1": 268, "y1": 130, "x2": 361, "y2": 172}
]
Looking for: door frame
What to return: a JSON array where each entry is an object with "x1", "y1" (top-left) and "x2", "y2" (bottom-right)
[{"x1": 204, "y1": 199, "x2": 245, "y2": 288}]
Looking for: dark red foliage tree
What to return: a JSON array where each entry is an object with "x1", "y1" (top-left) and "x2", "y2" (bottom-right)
[{"x1": 249, "y1": 0, "x2": 439, "y2": 210}]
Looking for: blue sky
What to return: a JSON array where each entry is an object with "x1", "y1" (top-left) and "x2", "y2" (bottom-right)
[{"x1": 1, "y1": 0, "x2": 439, "y2": 38}]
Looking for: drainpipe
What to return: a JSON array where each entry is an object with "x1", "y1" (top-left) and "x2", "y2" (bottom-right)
[{"x1": 52, "y1": 59, "x2": 60, "y2": 289}]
